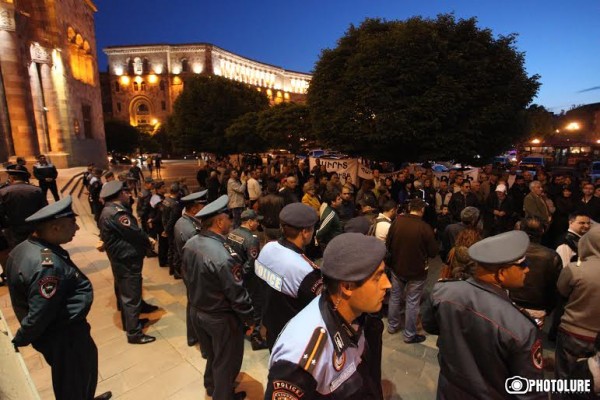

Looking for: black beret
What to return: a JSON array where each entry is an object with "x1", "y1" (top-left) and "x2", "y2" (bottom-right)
[
  {"x1": 343, "y1": 216, "x2": 371, "y2": 234},
  {"x1": 322, "y1": 233, "x2": 386, "y2": 281},
  {"x1": 25, "y1": 195, "x2": 77, "y2": 223},
  {"x1": 279, "y1": 203, "x2": 318, "y2": 228}
]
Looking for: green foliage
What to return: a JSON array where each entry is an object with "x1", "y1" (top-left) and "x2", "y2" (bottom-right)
[
  {"x1": 256, "y1": 103, "x2": 313, "y2": 154},
  {"x1": 308, "y1": 15, "x2": 541, "y2": 164},
  {"x1": 169, "y1": 75, "x2": 269, "y2": 154},
  {"x1": 225, "y1": 112, "x2": 267, "y2": 153},
  {"x1": 524, "y1": 104, "x2": 556, "y2": 139},
  {"x1": 104, "y1": 119, "x2": 140, "y2": 153}
]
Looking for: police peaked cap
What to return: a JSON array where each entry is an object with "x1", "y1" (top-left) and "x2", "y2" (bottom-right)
[
  {"x1": 195, "y1": 195, "x2": 229, "y2": 219},
  {"x1": 322, "y1": 233, "x2": 386, "y2": 282},
  {"x1": 99, "y1": 180, "x2": 125, "y2": 199},
  {"x1": 468, "y1": 230, "x2": 529, "y2": 268},
  {"x1": 25, "y1": 195, "x2": 77, "y2": 224},
  {"x1": 181, "y1": 190, "x2": 208, "y2": 205}
]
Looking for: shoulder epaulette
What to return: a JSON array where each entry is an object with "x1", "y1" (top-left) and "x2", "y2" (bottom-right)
[
  {"x1": 298, "y1": 327, "x2": 327, "y2": 374},
  {"x1": 228, "y1": 232, "x2": 245, "y2": 245}
]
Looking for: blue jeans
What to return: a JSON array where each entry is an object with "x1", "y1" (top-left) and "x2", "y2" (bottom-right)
[{"x1": 388, "y1": 272, "x2": 426, "y2": 340}]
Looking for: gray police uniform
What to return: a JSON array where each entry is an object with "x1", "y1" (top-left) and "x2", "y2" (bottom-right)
[
  {"x1": 256, "y1": 239, "x2": 323, "y2": 349},
  {"x1": 99, "y1": 201, "x2": 151, "y2": 339},
  {"x1": 174, "y1": 213, "x2": 201, "y2": 345},
  {"x1": 182, "y1": 212, "x2": 254, "y2": 399},
  {"x1": 422, "y1": 231, "x2": 544, "y2": 399},
  {"x1": 6, "y1": 198, "x2": 98, "y2": 399},
  {"x1": 228, "y1": 225, "x2": 265, "y2": 326},
  {"x1": 266, "y1": 295, "x2": 382, "y2": 399}
]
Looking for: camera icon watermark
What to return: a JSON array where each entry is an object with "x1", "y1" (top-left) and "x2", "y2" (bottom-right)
[
  {"x1": 505, "y1": 376, "x2": 529, "y2": 394},
  {"x1": 505, "y1": 376, "x2": 591, "y2": 395}
]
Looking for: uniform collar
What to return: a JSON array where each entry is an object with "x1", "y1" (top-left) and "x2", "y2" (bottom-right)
[
  {"x1": 200, "y1": 229, "x2": 226, "y2": 243},
  {"x1": 29, "y1": 238, "x2": 69, "y2": 259},
  {"x1": 278, "y1": 238, "x2": 304, "y2": 255},
  {"x1": 466, "y1": 277, "x2": 510, "y2": 301},
  {"x1": 318, "y1": 295, "x2": 362, "y2": 356}
]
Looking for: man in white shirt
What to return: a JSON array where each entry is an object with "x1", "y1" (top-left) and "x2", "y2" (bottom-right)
[
  {"x1": 374, "y1": 200, "x2": 397, "y2": 241},
  {"x1": 556, "y1": 212, "x2": 591, "y2": 267},
  {"x1": 246, "y1": 170, "x2": 262, "y2": 208}
]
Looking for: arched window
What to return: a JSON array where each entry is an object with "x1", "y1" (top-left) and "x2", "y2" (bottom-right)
[
  {"x1": 133, "y1": 57, "x2": 143, "y2": 75},
  {"x1": 137, "y1": 103, "x2": 149, "y2": 114},
  {"x1": 181, "y1": 59, "x2": 189, "y2": 73},
  {"x1": 141, "y1": 81, "x2": 147, "y2": 91},
  {"x1": 142, "y1": 58, "x2": 150, "y2": 74},
  {"x1": 127, "y1": 59, "x2": 134, "y2": 75},
  {"x1": 133, "y1": 82, "x2": 139, "y2": 91}
]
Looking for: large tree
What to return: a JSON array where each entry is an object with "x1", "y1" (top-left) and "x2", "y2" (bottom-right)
[
  {"x1": 169, "y1": 75, "x2": 269, "y2": 154},
  {"x1": 524, "y1": 104, "x2": 556, "y2": 139},
  {"x1": 104, "y1": 119, "x2": 140, "y2": 154},
  {"x1": 225, "y1": 111, "x2": 267, "y2": 154},
  {"x1": 308, "y1": 15, "x2": 541, "y2": 164},
  {"x1": 256, "y1": 103, "x2": 313, "y2": 154}
]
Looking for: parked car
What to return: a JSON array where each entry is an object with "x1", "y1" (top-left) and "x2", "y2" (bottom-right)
[
  {"x1": 518, "y1": 155, "x2": 545, "y2": 170},
  {"x1": 182, "y1": 154, "x2": 199, "y2": 160},
  {"x1": 110, "y1": 155, "x2": 132, "y2": 165}
]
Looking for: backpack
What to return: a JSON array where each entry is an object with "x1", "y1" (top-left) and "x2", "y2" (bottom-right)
[{"x1": 367, "y1": 217, "x2": 388, "y2": 237}]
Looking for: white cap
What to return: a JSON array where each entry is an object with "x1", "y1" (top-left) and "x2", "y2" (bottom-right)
[{"x1": 495, "y1": 183, "x2": 507, "y2": 193}]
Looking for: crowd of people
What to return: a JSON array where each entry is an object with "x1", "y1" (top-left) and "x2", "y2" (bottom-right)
[{"x1": 1, "y1": 152, "x2": 600, "y2": 399}]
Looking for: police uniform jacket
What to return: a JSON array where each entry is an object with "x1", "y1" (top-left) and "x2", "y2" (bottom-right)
[
  {"x1": 256, "y1": 239, "x2": 323, "y2": 346},
  {"x1": 174, "y1": 214, "x2": 200, "y2": 258},
  {"x1": 422, "y1": 278, "x2": 544, "y2": 399},
  {"x1": 33, "y1": 162, "x2": 58, "y2": 181},
  {"x1": 88, "y1": 177, "x2": 102, "y2": 203},
  {"x1": 266, "y1": 295, "x2": 382, "y2": 399},
  {"x1": 6, "y1": 239, "x2": 93, "y2": 346},
  {"x1": 135, "y1": 188, "x2": 151, "y2": 219},
  {"x1": 161, "y1": 196, "x2": 181, "y2": 234},
  {"x1": 227, "y1": 226, "x2": 260, "y2": 275},
  {"x1": 99, "y1": 202, "x2": 151, "y2": 272},
  {"x1": 0, "y1": 183, "x2": 47, "y2": 234},
  {"x1": 182, "y1": 230, "x2": 254, "y2": 322}
]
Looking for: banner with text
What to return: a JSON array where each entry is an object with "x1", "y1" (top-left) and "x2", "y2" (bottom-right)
[{"x1": 308, "y1": 157, "x2": 359, "y2": 184}]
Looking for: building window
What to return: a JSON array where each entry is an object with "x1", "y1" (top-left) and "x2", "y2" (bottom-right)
[
  {"x1": 142, "y1": 58, "x2": 150, "y2": 74},
  {"x1": 81, "y1": 105, "x2": 93, "y2": 139},
  {"x1": 137, "y1": 103, "x2": 149, "y2": 115},
  {"x1": 161, "y1": 101, "x2": 166, "y2": 111},
  {"x1": 116, "y1": 102, "x2": 122, "y2": 113},
  {"x1": 114, "y1": 81, "x2": 120, "y2": 92},
  {"x1": 181, "y1": 59, "x2": 189, "y2": 73},
  {"x1": 133, "y1": 57, "x2": 143, "y2": 75},
  {"x1": 141, "y1": 81, "x2": 147, "y2": 91},
  {"x1": 159, "y1": 80, "x2": 165, "y2": 91},
  {"x1": 133, "y1": 82, "x2": 139, "y2": 91}
]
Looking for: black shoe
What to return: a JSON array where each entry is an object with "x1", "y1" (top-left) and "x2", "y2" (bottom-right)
[
  {"x1": 187, "y1": 338, "x2": 198, "y2": 347},
  {"x1": 404, "y1": 334, "x2": 426, "y2": 344},
  {"x1": 141, "y1": 303, "x2": 159, "y2": 313},
  {"x1": 251, "y1": 336, "x2": 268, "y2": 351},
  {"x1": 94, "y1": 391, "x2": 113, "y2": 400},
  {"x1": 146, "y1": 251, "x2": 158, "y2": 258},
  {"x1": 128, "y1": 334, "x2": 156, "y2": 344},
  {"x1": 234, "y1": 391, "x2": 246, "y2": 400},
  {"x1": 173, "y1": 273, "x2": 182, "y2": 280}
]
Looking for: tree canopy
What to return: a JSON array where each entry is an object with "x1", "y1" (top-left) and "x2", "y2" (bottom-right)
[
  {"x1": 225, "y1": 111, "x2": 266, "y2": 154},
  {"x1": 104, "y1": 119, "x2": 140, "y2": 154},
  {"x1": 256, "y1": 103, "x2": 313, "y2": 154},
  {"x1": 307, "y1": 15, "x2": 541, "y2": 164},
  {"x1": 168, "y1": 75, "x2": 269, "y2": 154}
]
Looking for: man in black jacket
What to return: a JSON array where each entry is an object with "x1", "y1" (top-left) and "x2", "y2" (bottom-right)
[
  {"x1": 33, "y1": 154, "x2": 59, "y2": 202},
  {"x1": 182, "y1": 195, "x2": 253, "y2": 400}
]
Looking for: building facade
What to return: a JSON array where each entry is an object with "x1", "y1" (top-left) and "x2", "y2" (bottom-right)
[
  {"x1": 102, "y1": 43, "x2": 312, "y2": 131},
  {"x1": 0, "y1": 0, "x2": 107, "y2": 168}
]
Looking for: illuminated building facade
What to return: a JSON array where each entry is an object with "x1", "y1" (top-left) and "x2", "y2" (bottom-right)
[
  {"x1": 0, "y1": 0, "x2": 107, "y2": 167},
  {"x1": 102, "y1": 44, "x2": 312, "y2": 130}
]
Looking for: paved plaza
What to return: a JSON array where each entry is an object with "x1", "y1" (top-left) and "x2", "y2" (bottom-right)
[{"x1": 0, "y1": 166, "x2": 556, "y2": 399}]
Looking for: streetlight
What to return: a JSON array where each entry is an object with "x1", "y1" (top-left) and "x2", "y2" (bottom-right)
[{"x1": 565, "y1": 122, "x2": 581, "y2": 131}]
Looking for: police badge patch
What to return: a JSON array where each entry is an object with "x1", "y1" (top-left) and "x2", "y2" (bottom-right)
[
  {"x1": 531, "y1": 339, "x2": 543, "y2": 370},
  {"x1": 332, "y1": 351, "x2": 346, "y2": 371},
  {"x1": 231, "y1": 264, "x2": 243, "y2": 282},
  {"x1": 250, "y1": 247, "x2": 258, "y2": 259},
  {"x1": 38, "y1": 276, "x2": 59, "y2": 299},
  {"x1": 118, "y1": 215, "x2": 131, "y2": 227},
  {"x1": 272, "y1": 380, "x2": 304, "y2": 400}
]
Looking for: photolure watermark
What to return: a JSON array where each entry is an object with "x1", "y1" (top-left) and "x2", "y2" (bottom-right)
[{"x1": 505, "y1": 376, "x2": 591, "y2": 395}]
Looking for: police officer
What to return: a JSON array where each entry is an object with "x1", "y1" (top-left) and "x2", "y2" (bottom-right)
[
  {"x1": 265, "y1": 233, "x2": 391, "y2": 399},
  {"x1": 0, "y1": 167, "x2": 47, "y2": 285},
  {"x1": 162, "y1": 183, "x2": 182, "y2": 278},
  {"x1": 33, "y1": 154, "x2": 59, "y2": 201},
  {"x1": 98, "y1": 181, "x2": 157, "y2": 344},
  {"x1": 88, "y1": 168, "x2": 103, "y2": 223},
  {"x1": 6, "y1": 196, "x2": 112, "y2": 400},
  {"x1": 422, "y1": 231, "x2": 545, "y2": 399},
  {"x1": 227, "y1": 209, "x2": 268, "y2": 350},
  {"x1": 136, "y1": 177, "x2": 154, "y2": 234},
  {"x1": 174, "y1": 190, "x2": 207, "y2": 347},
  {"x1": 182, "y1": 195, "x2": 254, "y2": 400},
  {"x1": 256, "y1": 202, "x2": 322, "y2": 350}
]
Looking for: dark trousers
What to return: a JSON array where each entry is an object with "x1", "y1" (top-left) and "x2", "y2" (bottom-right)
[
  {"x1": 245, "y1": 272, "x2": 266, "y2": 326},
  {"x1": 115, "y1": 273, "x2": 143, "y2": 338},
  {"x1": 32, "y1": 322, "x2": 98, "y2": 400},
  {"x1": 192, "y1": 310, "x2": 244, "y2": 400},
  {"x1": 555, "y1": 330, "x2": 596, "y2": 379},
  {"x1": 40, "y1": 180, "x2": 60, "y2": 201},
  {"x1": 167, "y1": 234, "x2": 179, "y2": 276},
  {"x1": 158, "y1": 235, "x2": 168, "y2": 267}
]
